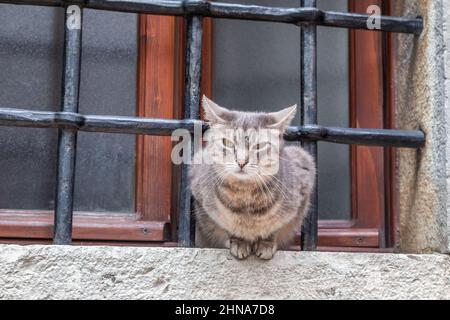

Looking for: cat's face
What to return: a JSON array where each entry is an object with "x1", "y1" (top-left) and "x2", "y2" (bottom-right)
[{"x1": 202, "y1": 96, "x2": 296, "y2": 181}]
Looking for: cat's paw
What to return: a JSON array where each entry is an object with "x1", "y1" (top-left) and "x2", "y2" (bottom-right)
[
  {"x1": 255, "y1": 240, "x2": 277, "y2": 260},
  {"x1": 230, "y1": 238, "x2": 252, "y2": 260}
]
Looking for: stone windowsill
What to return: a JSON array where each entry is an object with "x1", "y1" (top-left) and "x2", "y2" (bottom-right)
[{"x1": 1, "y1": 244, "x2": 449, "y2": 299}]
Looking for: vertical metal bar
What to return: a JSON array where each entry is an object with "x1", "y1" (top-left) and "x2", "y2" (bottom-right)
[
  {"x1": 300, "y1": 0, "x2": 318, "y2": 251},
  {"x1": 178, "y1": 15, "x2": 203, "y2": 247},
  {"x1": 53, "y1": 5, "x2": 83, "y2": 245}
]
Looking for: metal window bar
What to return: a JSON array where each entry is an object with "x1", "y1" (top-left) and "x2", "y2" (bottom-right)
[
  {"x1": 179, "y1": 14, "x2": 203, "y2": 247},
  {"x1": 53, "y1": 5, "x2": 83, "y2": 244},
  {"x1": 300, "y1": 0, "x2": 317, "y2": 251},
  {"x1": 0, "y1": 0, "x2": 424, "y2": 248}
]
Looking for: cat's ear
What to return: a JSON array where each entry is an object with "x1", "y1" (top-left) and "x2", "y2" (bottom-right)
[
  {"x1": 268, "y1": 104, "x2": 297, "y2": 129},
  {"x1": 202, "y1": 95, "x2": 230, "y2": 124}
]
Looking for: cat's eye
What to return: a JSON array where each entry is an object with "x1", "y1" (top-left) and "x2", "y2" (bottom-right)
[
  {"x1": 222, "y1": 138, "x2": 234, "y2": 148},
  {"x1": 255, "y1": 142, "x2": 270, "y2": 151}
]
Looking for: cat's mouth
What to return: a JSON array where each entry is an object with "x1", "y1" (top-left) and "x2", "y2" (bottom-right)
[{"x1": 229, "y1": 169, "x2": 255, "y2": 181}]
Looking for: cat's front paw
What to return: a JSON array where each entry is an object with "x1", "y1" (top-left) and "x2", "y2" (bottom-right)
[
  {"x1": 255, "y1": 240, "x2": 277, "y2": 260},
  {"x1": 230, "y1": 237, "x2": 252, "y2": 260}
]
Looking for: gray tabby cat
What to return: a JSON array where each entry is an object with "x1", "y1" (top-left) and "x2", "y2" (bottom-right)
[{"x1": 189, "y1": 96, "x2": 315, "y2": 260}]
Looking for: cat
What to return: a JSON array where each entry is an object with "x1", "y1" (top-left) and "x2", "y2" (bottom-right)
[{"x1": 189, "y1": 96, "x2": 316, "y2": 260}]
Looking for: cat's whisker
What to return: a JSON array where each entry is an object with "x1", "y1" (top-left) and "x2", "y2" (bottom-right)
[
  {"x1": 266, "y1": 174, "x2": 289, "y2": 201},
  {"x1": 254, "y1": 173, "x2": 277, "y2": 204}
]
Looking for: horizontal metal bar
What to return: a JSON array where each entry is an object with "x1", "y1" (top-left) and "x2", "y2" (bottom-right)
[
  {"x1": 0, "y1": 108, "x2": 425, "y2": 148},
  {"x1": 322, "y1": 11, "x2": 422, "y2": 34},
  {"x1": 284, "y1": 126, "x2": 425, "y2": 148},
  {"x1": 0, "y1": 0, "x2": 423, "y2": 34},
  {"x1": 0, "y1": 108, "x2": 198, "y2": 134}
]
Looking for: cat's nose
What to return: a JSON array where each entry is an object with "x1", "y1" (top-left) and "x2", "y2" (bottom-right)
[{"x1": 237, "y1": 159, "x2": 249, "y2": 169}]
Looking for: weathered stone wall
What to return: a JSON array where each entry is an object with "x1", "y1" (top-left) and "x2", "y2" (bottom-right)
[
  {"x1": 394, "y1": 0, "x2": 448, "y2": 253},
  {"x1": 0, "y1": 245, "x2": 449, "y2": 300},
  {"x1": 444, "y1": 0, "x2": 450, "y2": 252}
]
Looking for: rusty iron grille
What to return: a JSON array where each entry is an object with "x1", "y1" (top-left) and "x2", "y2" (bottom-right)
[{"x1": 0, "y1": 0, "x2": 424, "y2": 248}]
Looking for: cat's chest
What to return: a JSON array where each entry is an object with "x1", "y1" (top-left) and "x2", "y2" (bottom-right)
[
  {"x1": 211, "y1": 194, "x2": 289, "y2": 240},
  {"x1": 216, "y1": 183, "x2": 275, "y2": 212}
]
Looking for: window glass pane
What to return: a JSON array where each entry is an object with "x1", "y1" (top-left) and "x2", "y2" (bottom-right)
[
  {"x1": 0, "y1": 5, "x2": 137, "y2": 213},
  {"x1": 0, "y1": 5, "x2": 63, "y2": 210},
  {"x1": 74, "y1": 9, "x2": 137, "y2": 213},
  {"x1": 317, "y1": 0, "x2": 350, "y2": 220},
  {"x1": 213, "y1": 0, "x2": 300, "y2": 110},
  {"x1": 212, "y1": 0, "x2": 351, "y2": 220}
]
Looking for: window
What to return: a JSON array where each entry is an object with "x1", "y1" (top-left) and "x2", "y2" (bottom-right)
[{"x1": 0, "y1": 0, "x2": 423, "y2": 251}]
